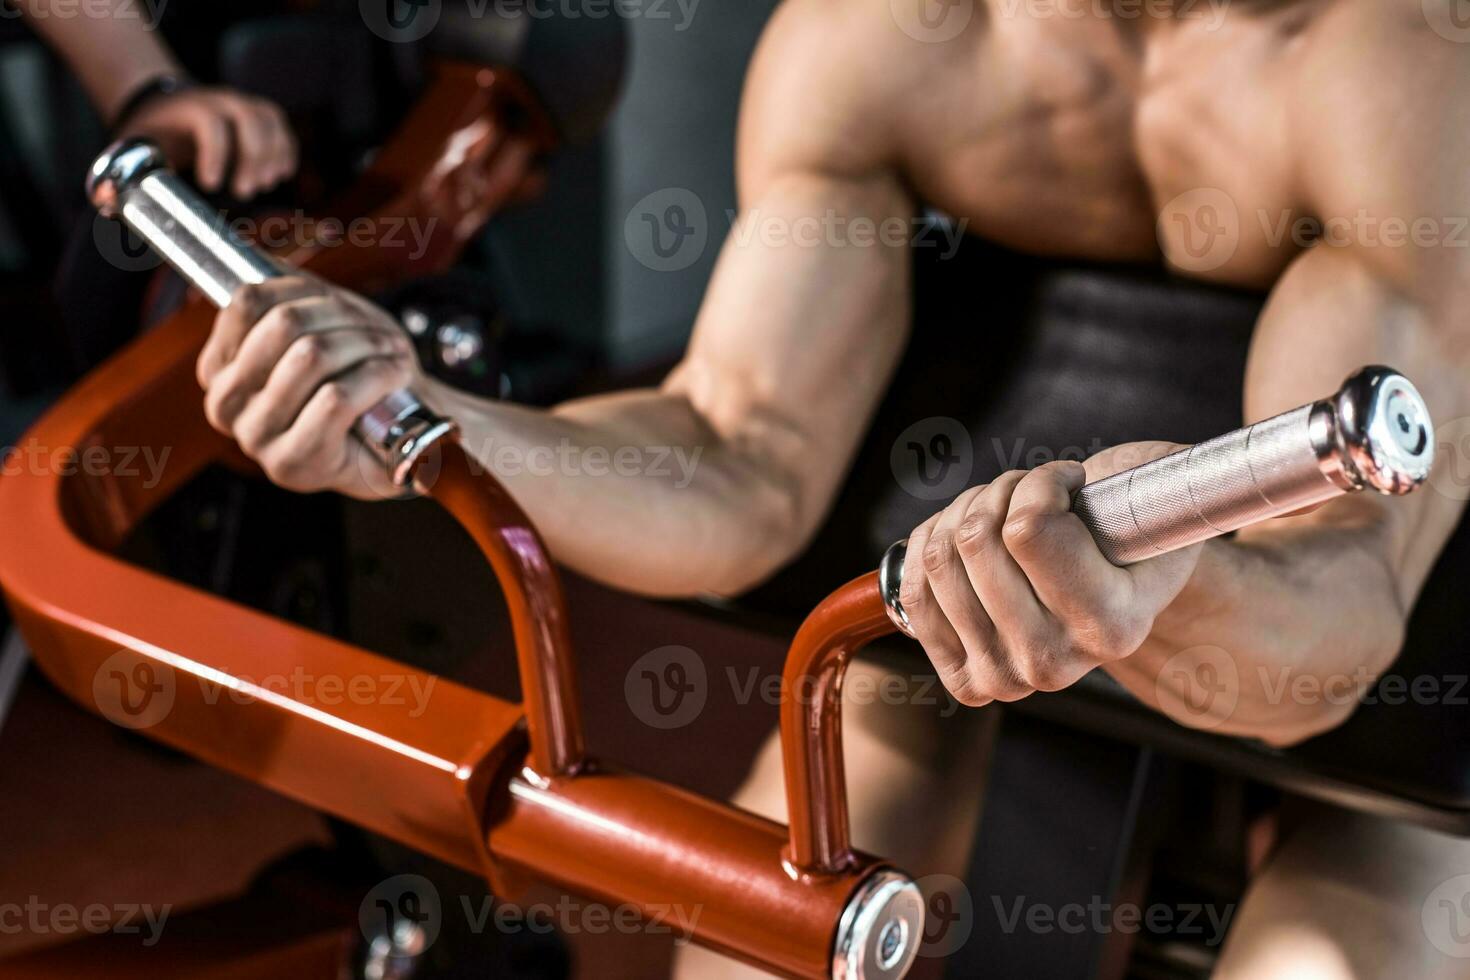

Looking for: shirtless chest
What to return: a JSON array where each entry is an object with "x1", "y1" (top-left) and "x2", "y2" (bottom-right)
[{"x1": 900, "y1": 0, "x2": 1331, "y2": 288}]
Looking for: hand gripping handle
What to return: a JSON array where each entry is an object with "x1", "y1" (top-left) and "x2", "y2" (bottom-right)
[
  {"x1": 87, "y1": 138, "x2": 455, "y2": 488},
  {"x1": 880, "y1": 367, "x2": 1435, "y2": 635}
]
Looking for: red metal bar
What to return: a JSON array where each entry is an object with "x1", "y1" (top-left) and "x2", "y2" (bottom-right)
[{"x1": 780, "y1": 573, "x2": 897, "y2": 875}]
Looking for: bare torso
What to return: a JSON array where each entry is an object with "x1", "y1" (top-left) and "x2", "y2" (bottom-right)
[{"x1": 900, "y1": 0, "x2": 1344, "y2": 286}]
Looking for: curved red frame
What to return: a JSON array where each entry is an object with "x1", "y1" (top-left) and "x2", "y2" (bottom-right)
[{"x1": 0, "y1": 59, "x2": 919, "y2": 979}]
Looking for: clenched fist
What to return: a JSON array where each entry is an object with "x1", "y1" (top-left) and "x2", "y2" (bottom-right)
[
  {"x1": 901, "y1": 445, "x2": 1202, "y2": 707},
  {"x1": 197, "y1": 277, "x2": 426, "y2": 500},
  {"x1": 119, "y1": 87, "x2": 298, "y2": 200}
]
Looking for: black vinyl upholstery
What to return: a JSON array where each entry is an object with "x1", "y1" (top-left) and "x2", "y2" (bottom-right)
[{"x1": 740, "y1": 225, "x2": 1470, "y2": 829}]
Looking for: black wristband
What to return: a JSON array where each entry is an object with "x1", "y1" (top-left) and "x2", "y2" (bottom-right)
[{"x1": 110, "y1": 73, "x2": 195, "y2": 132}]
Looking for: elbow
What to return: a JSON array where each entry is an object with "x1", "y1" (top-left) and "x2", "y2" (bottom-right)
[
  {"x1": 1247, "y1": 619, "x2": 1410, "y2": 749},
  {"x1": 699, "y1": 470, "x2": 812, "y2": 598}
]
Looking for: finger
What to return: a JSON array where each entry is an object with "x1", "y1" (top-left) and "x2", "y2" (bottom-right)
[
  {"x1": 198, "y1": 277, "x2": 326, "y2": 388},
  {"x1": 901, "y1": 513, "x2": 980, "y2": 702},
  {"x1": 265, "y1": 101, "x2": 299, "y2": 186},
  {"x1": 921, "y1": 487, "x2": 998, "y2": 652},
  {"x1": 192, "y1": 108, "x2": 234, "y2": 192},
  {"x1": 203, "y1": 295, "x2": 383, "y2": 435},
  {"x1": 224, "y1": 100, "x2": 273, "y2": 199},
  {"x1": 1002, "y1": 461, "x2": 1149, "y2": 655},
  {"x1": 261, "y1": 358, "x2": 413, "y2": 496},
  {"x1": 952, "y1": 470, "x2": 1047, "y2": 640},
  {"x1": 228, "y1": 327, "x2": 408, "y2": 454}
]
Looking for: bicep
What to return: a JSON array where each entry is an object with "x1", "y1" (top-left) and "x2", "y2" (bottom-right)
[
  {"x1": 663, "y1": 168, "x2": 914, "y2": 539},
  {"x1": 1240, "y1": 243, "x2": 1470, "y2": 600}
]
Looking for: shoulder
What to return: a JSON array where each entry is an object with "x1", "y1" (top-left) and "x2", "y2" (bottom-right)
[
  {"x1": 1284, "y1": 1, "x2": 1470, "y2": 291},
  {"x1": 736, "y1": 0, "x2": 981, "y2": 194}
]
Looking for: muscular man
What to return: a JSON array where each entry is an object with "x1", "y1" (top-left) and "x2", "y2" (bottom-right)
[{"x1": 195, "y1": 1, "x2": 1470, "y2": 975}]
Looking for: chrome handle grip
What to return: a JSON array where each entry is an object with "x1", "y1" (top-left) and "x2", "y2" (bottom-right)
[
  {"x1": 881, "y1": 367, "x2": 1434, "y2": 637},
  {"x1": 87, "y1": 139, "x2": 455, "y2": 487}
]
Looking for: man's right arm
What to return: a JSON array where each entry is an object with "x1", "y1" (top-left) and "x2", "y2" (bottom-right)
[{"x1": 198, "y1": 0, "x2": 916, "y2": 598}]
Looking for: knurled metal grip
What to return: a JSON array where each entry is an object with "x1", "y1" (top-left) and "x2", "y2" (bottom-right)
[
  {"x1": 86, "y1": 139, "x2": 456, "y2": 488},
  {"x1": 881, "y1": 367, "x2": 1434, "y2": 636}
]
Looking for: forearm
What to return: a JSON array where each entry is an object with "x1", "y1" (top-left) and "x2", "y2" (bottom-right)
[
  {"x1": 16, "y1": 0, "x2": 178, "y2": 121},
  {"x1": 425, "y1": 378, "x2": 810, "y2": 598},
  {"x1": 1109, "y1": 496, "x2": 1411, "y2": 746}
]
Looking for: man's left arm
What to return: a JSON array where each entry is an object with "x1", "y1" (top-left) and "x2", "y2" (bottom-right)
[{"x1": 902, "y1": 12, "x2": 1470, "y2": 744}]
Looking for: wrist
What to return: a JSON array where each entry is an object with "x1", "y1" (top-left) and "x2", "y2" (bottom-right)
[{"x1": 109, "y1": 72, "x2": 195, "y2": 132}]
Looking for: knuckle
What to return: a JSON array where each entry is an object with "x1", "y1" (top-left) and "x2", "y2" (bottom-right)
[
  {"x1": 1015, "y1": 651, "x2": 1064, "y2": 693},
  {"x1": 954, "y1": 517, "x2": 990, "y2": 558},
  {"x1": 935, "y1": 662, "x2": 987, "y2": 708},
  {"x1": 1001, "y1": 510, "x2": 1049, "y2": 552},
  {"x1": 265, "y1": 305, "x2": 305, "y2": 345},
  {"x1": 921, "y1": 533, "x2": 956, "y2": 573},
  {"x1": 234, "y1": 284, "x2": 264, "y2": 317},
  {"x1": 287, "y1": 333, "x2": 330, "y2": 372},
  {"x1": 1087, "y1": 609, "x2": 1152, "y2": 659},
  {"x1": 235, "y1": 418, "x2": 267, "y2": 456},
  {"x1": 989, "y1": 656, "x2": 1034, "y2": 702},
  {"x1": 897, "y1": 573, "x2": 929, "y2": 613},
  {"x1": 317, "y1": 382, "x2": 351, "y2": 416}
]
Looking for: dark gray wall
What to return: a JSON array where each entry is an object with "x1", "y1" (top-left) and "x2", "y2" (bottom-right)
[{"x1": 605, "y1": 0, "x2": 780, "y2": 367}]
